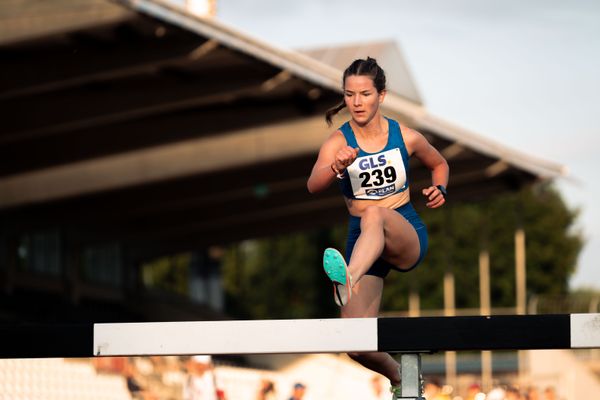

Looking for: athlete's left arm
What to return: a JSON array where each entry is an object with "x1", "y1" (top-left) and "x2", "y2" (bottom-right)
[{"x1": 403, "y1": 127, "x2": 449, "y2": 208}]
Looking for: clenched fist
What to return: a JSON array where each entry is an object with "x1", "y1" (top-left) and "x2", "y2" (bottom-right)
[{"x1": 332, "y1": 146, "x2": 360, "y2": 174}]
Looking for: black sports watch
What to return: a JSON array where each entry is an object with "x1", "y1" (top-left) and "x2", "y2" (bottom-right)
[{"x1": 436, "y1": 185, "x2": 447, "y2": 198}]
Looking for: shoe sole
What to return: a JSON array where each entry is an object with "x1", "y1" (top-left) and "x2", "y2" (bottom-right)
[{"x1": 323, "y1": 248, "x2": 351, "y2": 306}]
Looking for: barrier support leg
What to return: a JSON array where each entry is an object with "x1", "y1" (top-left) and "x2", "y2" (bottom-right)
[{"x1": 397, "y1": 353, "x2": 425, "y2": 400}]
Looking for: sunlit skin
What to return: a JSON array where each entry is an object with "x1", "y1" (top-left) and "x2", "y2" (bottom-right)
[{"x1": 307, "y1": 72, "x2": 449, "y2": 387}]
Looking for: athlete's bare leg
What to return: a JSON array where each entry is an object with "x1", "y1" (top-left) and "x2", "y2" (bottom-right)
[
  {"x1": 339, "y1": 205, "x2": 423, "y2": 385},
  {"x1": 342, "y1": 276, "x2": 401, "y2": 385},
  {"x1": 347, "y1": 205, "x2": 420, "y2": 285}
]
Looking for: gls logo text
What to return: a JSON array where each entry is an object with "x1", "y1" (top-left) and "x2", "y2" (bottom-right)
[{"x1": 358, "y1": 155, "x2": 387, "y2": 171}]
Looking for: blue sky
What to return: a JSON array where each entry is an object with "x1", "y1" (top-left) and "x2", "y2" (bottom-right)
[{"x1": 213, "y1": 0, "x2": 600, "y2": 290}]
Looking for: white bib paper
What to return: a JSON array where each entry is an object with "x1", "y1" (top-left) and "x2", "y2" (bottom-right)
[{"x1": 347, "y1": 148, "x2": 407, "y2": 199}]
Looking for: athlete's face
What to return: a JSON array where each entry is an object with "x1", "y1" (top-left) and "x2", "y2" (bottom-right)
[{"x1": 343, "y1": 75, "x2": 386, "y2": 125}]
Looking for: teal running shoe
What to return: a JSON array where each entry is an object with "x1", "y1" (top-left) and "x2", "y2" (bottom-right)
[{"x1": 323, "y1": 248, "x2": 353, "y2": 306}]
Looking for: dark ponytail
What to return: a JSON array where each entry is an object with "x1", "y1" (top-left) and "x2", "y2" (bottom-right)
[
  {"x1": 325, "y1": 101, "x2": 346, "y2": 126},
  {"x1": 324, "y1": 57, "x2": 387, "y2": 126}
]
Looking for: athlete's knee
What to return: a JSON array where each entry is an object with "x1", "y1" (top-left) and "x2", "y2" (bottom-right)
[{"x1": 361, "y1": 206, "x2": 385, "y2": 228}]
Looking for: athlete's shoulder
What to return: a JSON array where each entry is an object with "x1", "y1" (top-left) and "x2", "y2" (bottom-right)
[
  {"x1": 398, "y1": 124, "x2": 428, "y2": 154},
  {"x1": 321, "y1": 129, "x2": 348, "y2": 152},
  {"x1": 328, "y1": 128, "x2": 346, "y2": 141},
  {"x1": 328, "y1": 120, "x2": 353, "y2": 142}
]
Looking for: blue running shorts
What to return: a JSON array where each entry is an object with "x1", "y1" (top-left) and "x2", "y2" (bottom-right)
[{"x1": 345, "y1": 202, "x2": 428, "y2": 278}]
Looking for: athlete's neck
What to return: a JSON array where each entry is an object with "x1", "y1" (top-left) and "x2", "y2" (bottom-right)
[{"x1": 351, "y1": 115, "x2": 387, "y2": 139}]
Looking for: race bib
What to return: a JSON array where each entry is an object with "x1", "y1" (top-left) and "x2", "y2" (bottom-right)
[{"x1": 347, "y1": 148, "x2": 407, "y2": 199}]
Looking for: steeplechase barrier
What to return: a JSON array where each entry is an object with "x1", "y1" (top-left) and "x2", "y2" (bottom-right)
[
  {"x1": 1, "y1": 314, "x2": 598, "y2": 359},
  {"x1": 2, "y1": 314, "x2": 598, "y2": 400}
]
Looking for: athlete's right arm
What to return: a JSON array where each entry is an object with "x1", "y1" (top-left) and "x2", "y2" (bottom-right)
[{"x1": 307, "y1": 131, "x2": 358, "y2": 194}]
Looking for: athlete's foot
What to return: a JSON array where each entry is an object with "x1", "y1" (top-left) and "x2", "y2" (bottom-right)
[{"x1": 323, "y1": 248, "x2": 353, "y2": 306}]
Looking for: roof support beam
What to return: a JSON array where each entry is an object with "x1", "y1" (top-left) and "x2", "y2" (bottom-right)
[
  {"x1": 485, "y1": 160, "x2": 510, "y2": 177},
  {"x1": 440, "y1": 143, "x2": 467, "y2": 160},
  {"x1": 261, "y1": 70, "x2": 293, "y2": 92}
]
